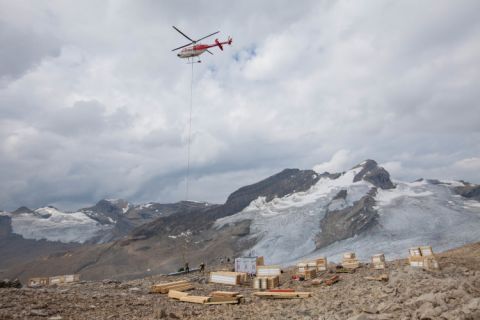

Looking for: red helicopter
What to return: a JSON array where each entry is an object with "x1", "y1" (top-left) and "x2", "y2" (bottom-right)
[{"x1": 172, "y1": 26, "x2": 232, "y2": 63}]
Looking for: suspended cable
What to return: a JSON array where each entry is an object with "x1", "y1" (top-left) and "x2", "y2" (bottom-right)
[{"x1": 185, "y1": 60, "x2": 194, "y2": 201}]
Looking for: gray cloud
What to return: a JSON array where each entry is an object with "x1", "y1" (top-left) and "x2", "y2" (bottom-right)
[{"x1": 0, "y1": 0, "x2": 479, "y2": 211}]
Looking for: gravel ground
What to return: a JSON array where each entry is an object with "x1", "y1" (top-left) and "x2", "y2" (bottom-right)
[{"x1": 1, "y1": 242, "x2": 479, "y2": 320}]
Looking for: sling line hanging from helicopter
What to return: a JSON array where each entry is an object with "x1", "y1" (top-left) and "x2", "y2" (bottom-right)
[{"x1": 185, "y1": 60, "x2": 194, "y2": 201}]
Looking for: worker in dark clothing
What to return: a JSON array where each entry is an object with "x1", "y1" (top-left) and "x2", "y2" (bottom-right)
[
  {"x1": 199, "y1": 262, "x2": 205, "y2": 274},
  {"x1": 185, "y1": 261, "x2": 190, "y2": 273}
]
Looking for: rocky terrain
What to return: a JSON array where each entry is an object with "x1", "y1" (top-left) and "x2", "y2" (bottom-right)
[
  {"x1": 1, "y1": 242, "x2": 479, "y2": 320},
  {"x1": 1, "y1": 160, "x2": 480, "y2": 283}
]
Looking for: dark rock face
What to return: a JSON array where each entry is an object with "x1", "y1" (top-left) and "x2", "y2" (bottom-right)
[
  {"x1": 11, "y1": 207, "x2": 33, "y2": 215},
  {"x1": 316, "y1": 188, "x2": 378, "y2": 249},
  {"x1": 454, "y1": 184, "x2": 480, "y2": 201},
  {"x1": 82, "y1": 199, "x2": 129, "y2": 225},
  {"x1": 0, "y1": 215, "x2": 13, "y2": 238},
  {"x1": 223, "y1": 168, "x2": 320, "y2": 215},
  {"x1": 353, "y1": 160, "x2": 395, "y2": 189},
  {"x1": 333, "y1": 189, "x2": 347, "y2": 200},
  {"x1": 132, "y1": 169, "x2": 321, "y2": 238}
]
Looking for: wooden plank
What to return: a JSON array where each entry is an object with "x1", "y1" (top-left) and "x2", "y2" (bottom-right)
[
  {"x1": 151, "y1": 283, "x2": 194, "y2": 294},
  {"x1": 168, "y1": 290, "x2": 190, "y2": 300},
  {"x1": 204, "y1": 300, "x2": 239, "y2": 305},
  {"x1": 254, "y1": 292, "x2": 312, "y2": 299},
  {"x1": 152, "y1": 280, "x2": 188, "y2": 289},
  {"x1": 268, "y1": 289, "x2": 295, "y2": 292},
  {"x1": 210, "y1": 291, "x2": 239, "y2": 297},
  {"x1": 179, "y1": 295, "x2": 211, "y2": 304}
]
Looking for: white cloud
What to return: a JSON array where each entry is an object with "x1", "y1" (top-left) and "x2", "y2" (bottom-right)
[
  {"x1": 313, "y1": 150, "x2": 351, "y2": 174},
  {"x1": 1, "y1": 0, "x2": 480, "y2": 210}
]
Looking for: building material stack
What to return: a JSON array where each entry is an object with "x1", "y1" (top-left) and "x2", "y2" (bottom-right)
[
  {"x1": 408, "y1": 246, "x2": 439, "y2": 270},
  {"x1": 235, "y1": 256, "x2": 264, "y2": 275},
  {"x1": 28, "y1": 274, "x2": 80, "y2": 287},
  {"x1": 253, "y1": 275, "x2": 280, "y2": 290},
  {"x1": 150, "y1": 280, "x2": 194, "y2": 293},
  {"x1": 209, "y1": 271, "x2": 247, "y2": 285},
  {"x1": 169, "y1": 290, "x2": 243, "y2": 304},
  {"x1": 371, "y1": 254, "x2": 386, "y2": 269},
  {"x1": 315, "y1": 257, "x2": 328, "y2": 271},
  {"x1": 256, "y1": 265, "x2": 281, "y2": 277},
  {"x1": 342, "y1": 252, "x2": 360, "y2": 269}
]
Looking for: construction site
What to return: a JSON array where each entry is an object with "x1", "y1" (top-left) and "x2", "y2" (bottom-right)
[{"x1": 1, "y1": 242, "x2": 479, "y2": 320}]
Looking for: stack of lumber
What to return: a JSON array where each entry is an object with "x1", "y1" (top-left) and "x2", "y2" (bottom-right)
[
  {"x1": 372, "y1": 253, "x2": 386, "y2": 269},
  {"x1": 296, "y1": 262, "x2": 308, "y2": 273},
  {"x1": 253, "y1": 275, "x2": 279, "y2": 290},
  {"x1": 296, "y1": 257, "x2": 327, "y2": 273},
  {"x1": 254, "y1": 291, "x2": 311, "y2": 299},
  {"x1": 209, "y1": 271, "x2": 246, "y2": 285},
  {"x1": 342, "y1": 252, "x2": 360, "y2": 269},
  {"x1": 408, "y1": 246, "x2": 439, "y2": 270},
  {"x1": 257, "y1": 265, "x2": 281, "y2": 277},
  {"x1": 315, "y1": 257, "x2": 328, "y2": 271},
  {"x1": 150, "y1": 280, "x2": 194, "y2": 294},
  {"x1": 168, "y1": 290, "x2": 243, "y2": 305},
  {"x1": 325, "y1": 275, "x2": 339, "y2": 286}
]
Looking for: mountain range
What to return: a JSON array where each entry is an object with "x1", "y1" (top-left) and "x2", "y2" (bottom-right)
[{"x1": 1, "y1": 159, "x2": 479, "y2": 282}]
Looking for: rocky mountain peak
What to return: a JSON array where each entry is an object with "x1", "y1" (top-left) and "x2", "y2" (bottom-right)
[
  {"x1": 352, "y1": 159, "x2": 395, "y2": 189},
  {"x1": 11, "y1": 206, "x2": 34, "y2": 215}
]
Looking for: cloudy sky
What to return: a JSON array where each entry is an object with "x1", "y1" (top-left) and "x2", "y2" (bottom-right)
[{"x1": 1, "y1": 0, "x2": 479, "y2": 211}]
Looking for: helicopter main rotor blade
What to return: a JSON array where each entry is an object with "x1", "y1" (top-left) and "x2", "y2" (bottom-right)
[
  {"x1": 206, "y1": 49, "x2": 214, "y2": 55},
  {"x1": 172, "y1": 42, "x2": 194, "y2": 51},
  {"x1": 196, "y1": 31, "x2": 220, "y2": 42},
  {"x1": 172, "y1": 26, "x2": 195, "y2": 42}
]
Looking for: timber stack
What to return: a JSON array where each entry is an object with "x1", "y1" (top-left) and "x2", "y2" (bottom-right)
[
  {"x1": 253, "y1": 276, "x2": 279, "y2": 290},
  {"x1": 408, "y1": 246, "x2": 440, "y2": 270},
  {"x1": 342, "y1": 252, "x2": 360, "y2": 269},
  {"x1": 150, "y1": 280, "x2": 194, "y2": 294},
  {"x1": 209, "y1": 271, "x2": 247, "y2": 285},
  {"x1": 257, "y1": 265, "x2": 281, "y2": 277},
  {"x1": 371, "y1": 253, "x2": 386, "y2": 269}
]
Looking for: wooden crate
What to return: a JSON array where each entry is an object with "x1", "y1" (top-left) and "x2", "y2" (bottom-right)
[
  {"x1": 343, "y1": 252, "x2": 356, "y2": 259},
  {"x1": 316, "y1": 257, "x2": 328, "y2": 271},
  {"x1": 419, "y1": 246, "x2": 434, "y2": 256},
  {"x1": 408, "y1": 255, "x2": 424, "y2": 268},
  {"x1": 296, "y1": 262, "x2": 307, "y2": 273},
  {"x1": 409, "y1": 247, "x2": 422, "y2": 257},
  {"x1": 342, "y1": 258, "x2": 360, "y2": 269},
  {"x1": 257, "y1": 265, "x2": 281, "y2": 277},
  {"x1": 302, "y1": 269, "x2": 316, "y2": 280},
  {"x1": 423, "y1": 256, "x2": 440, "y2": 270},
  {"x1": 28, "y1": 277, "x2": 50, "y2": 287},
  {"x1": 256, "y1": 256, "x2": 265, "y2": 266},
  {"x1": 210, "y1": 271, "x2": 244, "y2": 285},
  {"x1": 253, "y1": 276, "x2": 279, "y2": 290}
]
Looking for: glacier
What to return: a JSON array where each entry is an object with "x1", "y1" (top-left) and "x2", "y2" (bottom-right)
[
  {"x1": 6, "y1": 207, "x2": 110, "y2": 244},
  {"x1": 215, "y1": 168, "x2": 480, "y2": 266}
]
